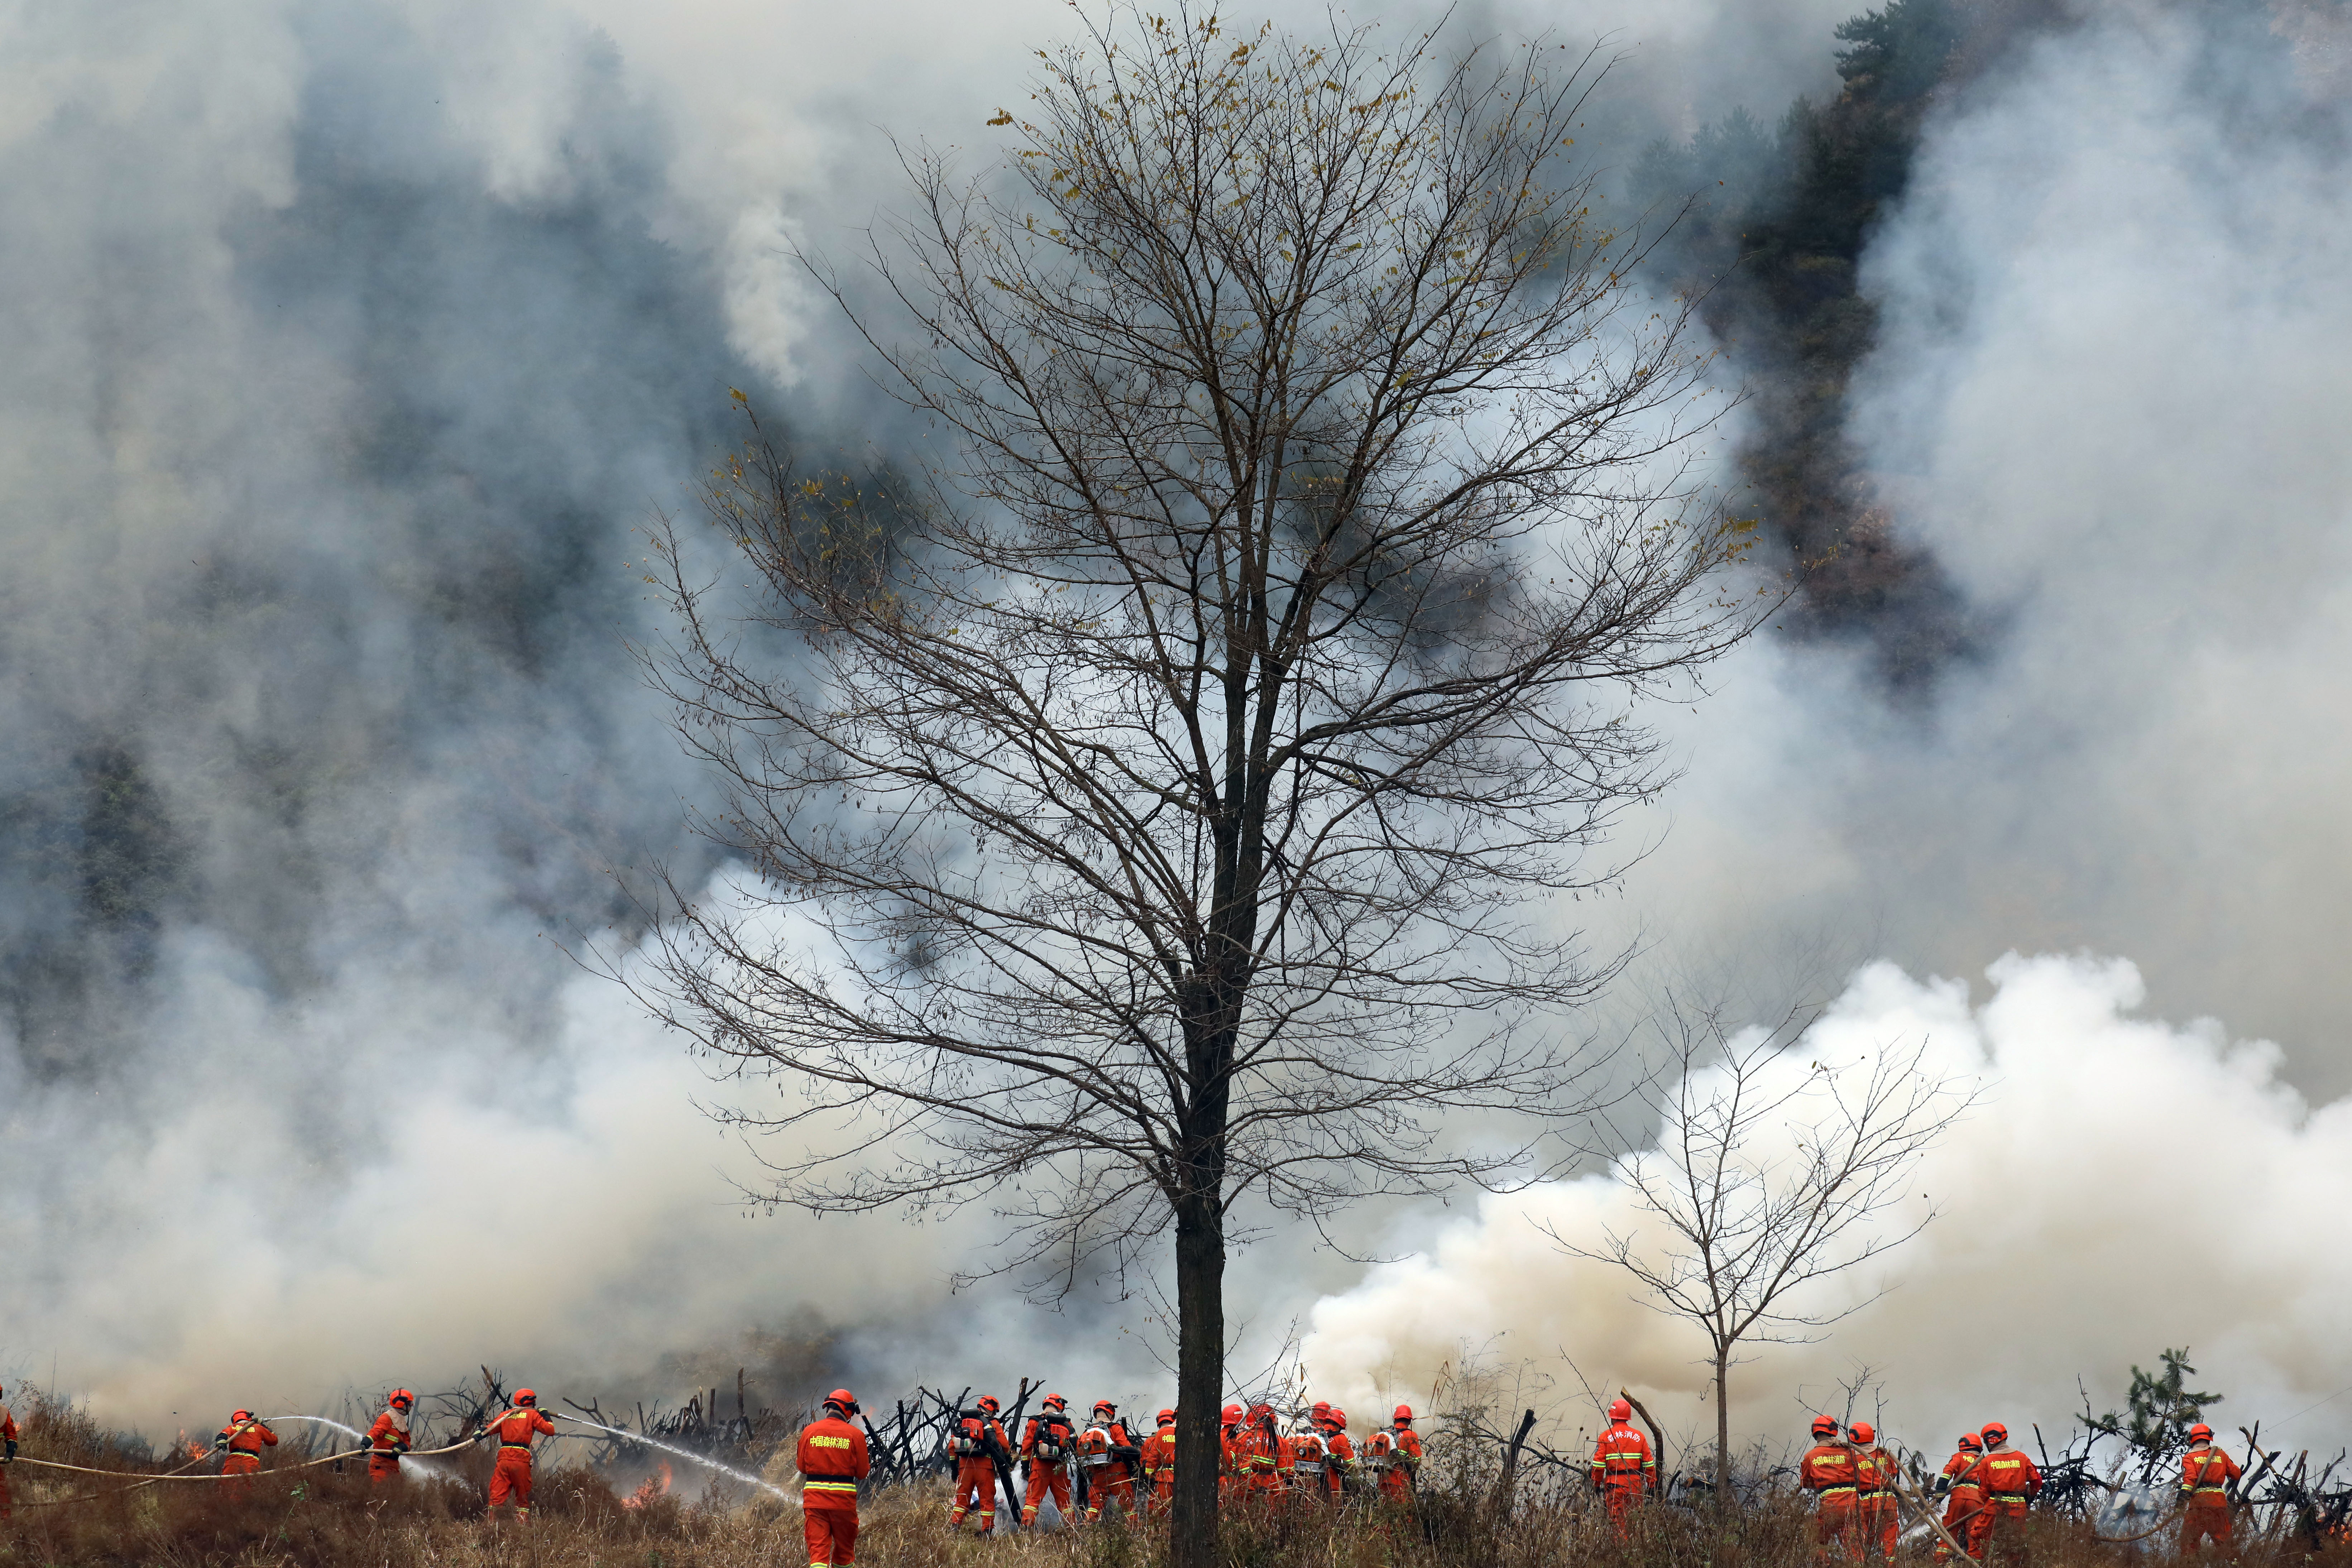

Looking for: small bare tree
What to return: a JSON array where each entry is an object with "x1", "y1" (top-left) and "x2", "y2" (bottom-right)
[
  {"x1": 634, "y1": 7, "x2": 1765, "y2": 1563},
  {"x1": 1560, "y1": 1006, "x2": 1972, "y2": 1497}
]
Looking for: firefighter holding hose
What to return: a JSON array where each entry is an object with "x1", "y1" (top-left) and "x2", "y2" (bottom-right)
[
  {"x1": 797, "y1": 1389, "x2": 871, "y2": 1568},
  {"x1": 367, "y1": 1389, "x2": 416, "y2": 1485},
  {"x1": 481, "y1": 1389, "x2": 556, "y2": 1520},
  {"x1": 215, "y1": 1409, "x2": 278, "y2": 1496}
]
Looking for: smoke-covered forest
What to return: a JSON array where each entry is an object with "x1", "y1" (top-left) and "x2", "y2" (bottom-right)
[{"x1": 3, "y1": 0, "x2": 2351, "y2": 1553}]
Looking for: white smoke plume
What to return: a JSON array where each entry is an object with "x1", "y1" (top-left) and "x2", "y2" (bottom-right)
[{"x1": 1303, "y1": 951, "x2": 2352, "y2": 1456}]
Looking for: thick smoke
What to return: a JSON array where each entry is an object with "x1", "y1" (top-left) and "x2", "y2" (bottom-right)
[
  {"x1": 1302, "y1": 0, "x2": 2352, "y2": 1454},
  {"x1": 1304, "y1": 951, "x2": 2352, "y2": 1455}
]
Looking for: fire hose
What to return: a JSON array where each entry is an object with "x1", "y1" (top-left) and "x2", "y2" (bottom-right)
[{"x1": 8, "y1": 1431, "x2": 481, "y2": 1509}]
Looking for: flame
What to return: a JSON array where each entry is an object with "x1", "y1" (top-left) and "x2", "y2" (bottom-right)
[
  {"x1": 622, "y1": 1463, "x2": 674, "y2": 1509},
  {"x1": 176, "y1": 1429, "x2": 208, "y2": 1462}
]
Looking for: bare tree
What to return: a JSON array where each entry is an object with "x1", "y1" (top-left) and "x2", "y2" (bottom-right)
[
  {"x1": 633, "y1": 7, "x2": 1764, "y2": 1563},
  {"x1": 1559, "y1": 1006, "x2": 1973, "y2": 1499}
]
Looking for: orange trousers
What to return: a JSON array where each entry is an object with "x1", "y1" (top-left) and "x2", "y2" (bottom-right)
[
  {"x1": 1379, "y1": 1472, "x2": 1411, "y2": 1504},
  {"x1": 1972, "y1": 1506, "x2": 2028, "y2": 1564},
  {"x1": 2181, "y1": 1501, "x2": 2232, "y2": 1552},
  {"x1": 221, "y1": 1452, "x2": 262, "y2": 1499},
  {"x1": 949, "y1": 1458, "x2": 998, "y2": 1530},
  {"x1": 488, "y1": 1450, "x2": 535, "y2": 1514},
  {"x1": 1022, "y1": 1462, "x2": 1070, "y2": 1525},
  {"x1": 1937, "y1": 1498, "x2": 1984, "y2": 1558},
  {"x1": 369, "y1": 1453, "x2": 403, "y2": 1485},
  {"x1": 1866, "y1": 1495, "x2": 1898, "y2": 1559},
  {"x1": 1817, "y1": 1495, "x2": 1860, "y2": 1559},
  {"x1": 1602, "y1": 1483, "x2": 1645, "y2": 1536},
  {"x1": 804, "y1": 1501, "x2": 859, "y2": 1565},
  {"x1": 1087, "y1": 1470, "x2": 1135, "y2": 1520}
]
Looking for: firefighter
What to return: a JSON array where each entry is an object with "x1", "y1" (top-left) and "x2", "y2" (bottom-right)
[
  {"x1": 1219, "y1": 1403, "x2": 1247, "y2": 1497},
  {"x1": 367, "y1": 1389, "x2": 416, "y2": 1485},
  {"x1": 482, "y1": 1389, "x2": 555, "y2": 1520},
  {"x1": 1935, "y1": 1433, "x2": 1985, "y2": 1560},
  {"x1": 215, "y1": 1409, "x2": 279, "y2": 1496},
  {"x1": 1237, "y1": 1403, "x2": 1288, "y2": 1497},
  {"x1": 1321, "y1": 1405, "x2": 1357, "y2": 1502},
  {"x1": 1378, "y1": 1406, "x2": 1422, "y2": 1504},
  {"x1": 0, "y1": 1382, "x2": 17, "y2": 1522},
  {"x1": 1968, "y1": 1423, "x2": 2041, "y2": 1564},
  {"x1": 947, "y1": 1395, "x2": 1009, "y2": 1534},
  {"x1": 1801, "y1": 1414, "x2": 1862, "y2": 1561},
  {"x1": 1851, "y1": 1422, "x2": 1898, "y2": 1562},
  {"x1": 1363, "y1": 1418, "x2": 1396, "y2": 1497},
  {"x1": 797, "y1": 1390, "x2": 870, "y2": 1568},
  {"x1": 1285, "y1": 1410, "x2": 1329, "y2": 1501},
  {"x1": 1589, "y1": 1397, "x2": 1656, "y2": 1535},
  {"x1": 1139, "y1": 1408, "x2": 1177, "y2": 1514},
  {"x1": 1081, "y1": 1400, "x2": 1139, "y2": 1521},
  {"x1": 2179, "y1": 1422, "x2": 2241, "y2": 1553},
  {"x1": 1019, "y1": 1394, "x2": 1077, "y2": 1527}
]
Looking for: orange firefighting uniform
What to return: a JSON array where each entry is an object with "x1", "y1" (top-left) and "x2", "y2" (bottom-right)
[
  {"x1": 1081, "y1": 1415, "x2": 1139, "y2": 1519},
  {"x1": 1285, "y1": 1427, "x2": 1329, "y2": 1502},
  {"x1": 1019, "y1": 1411, "x2": 1077, "y2": 1526},
  {"x1": 1321, "y1": 1424, "x2": 1356, "y2": 1502},
  {"x1": 1801, "y1": 1441, "x2": 1862, "y2": 1559},
  {"x1": 485, "y1": 1404, "x2": 556, "y2": 1516},
  {"x1": 947, "y1": 1413, "x2": 1009, "y2": 1532},
  {"x1": 796, "y1": 1412, "x2": 870, "y2": 1567},
  {"x1": 1232, "y1": 1418, "x2": 1286, "y2": 1498},
  {"x1": 1589, "y1": 1418, "x2": 1657, "y2": 1533},
  {"x1": 2179, "y1": 1443, "x2": 2241, "y2": 1552},
  {"x1": 1140, "y1": 1418, "x2": 1177, "y2": 1512},
  {"x1": 1378, "y1": 1423, "x2": 1422, "y2": 1503},
  {"x1": 1965, "y1": 1445, "x2": 2041, "y2": 1560},
  {"x1": 1860, "y1": 1444, "x2": 1900, "y2": 1560},
  {"x1": 1220, "y1": 1418, "x2": 1246, "y2": 1497},
  {"x1": 1937, "y1": 1446, "x2": 1985, "y2": 1560},
  {"x1": 0, "y1": 1395, "x2": 17, "y2": 1520},
  {"x1": 366, "y1": 1404, "x2": 412, "y2": 1484},
  {"x1": 217, "y1": 1415, "x2": 279, "y2": 1495}
]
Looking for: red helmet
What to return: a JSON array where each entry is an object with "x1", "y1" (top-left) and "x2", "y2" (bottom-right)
[
  {"x1": 1094, "y1": 1400, "x2": 1117, "y2": 1418},
  {"x1": 1850, "y1": 1422, "x2": 1876, "y2": 1444},
  {"x1": 1609, "y1": 1398, "x2": 1632, "y2": 1422},
  {"x1": 1041, "y1": 1394, "x2": 1068, "y2": 1412},
  {"x1": 977, "y1": 1395, "x2": 1000, "y2": 1415},
  {"x1": 1311, "y1": 1400, "x2": 1332, "y2": 1419},
  {"x1": 1247, "y1": 1402, "x2": 1273, "y2": 1423},
  {"x1": 2189, "y1": 1423, "x2": 2213, "y2": 1442},
  {"x1": 515, "y1": 1390, "x2": 538, "y2": 1408},
  {"x1": 231, "y1": 1409, "x2": 253, "y2": 1424},
  {"x1": 1981, "y1": 1423, "x2": 2007, "y2": 1445},
  {"x1": 1331, "y1": 1408, "x2": 1348, "y2": 1428},
  {"x1": 1958, "y1": 1434, "x2": 1982, "y2": 1452},
  {"x1": 1156, "y1": 1408, "x2": 1175, "y2": 1426},
  {"x1": 824, "y1": 1390, "x2": 858, "y2": 1416},
  {"x1": 1221, "y1": 1403, "x2": 1244, "y2": 1424},
  {"x1": 1812, "y1": 1415, "x2": 1839, "y2": 1438},
  {"x1": 389, "y1": 1389, "x2": 414, "y2": 1410},
  {"x1": 1393, "y1": 1405, "x2": 1414, "y2": 1424}
]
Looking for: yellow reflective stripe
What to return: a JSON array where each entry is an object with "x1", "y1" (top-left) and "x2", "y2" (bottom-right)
[
  {"x1": 803, "y1": 1481, "x2": 860, "y2": 1493},
  {"x1": 1819, "y1": 1486, "x2": 1857, "y2": 1495}
]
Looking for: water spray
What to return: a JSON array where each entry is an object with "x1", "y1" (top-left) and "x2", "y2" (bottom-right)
[{"x1": 554, "y1": 1413, "x2": 795, "y2": 1501}]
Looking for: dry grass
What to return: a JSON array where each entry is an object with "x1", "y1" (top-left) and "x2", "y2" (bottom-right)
[{"x1": 9, "y1": 1409, "x2": 2352, "y2": 1568}]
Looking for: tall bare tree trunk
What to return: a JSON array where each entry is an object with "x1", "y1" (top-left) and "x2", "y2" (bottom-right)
[
  {"x1": 1172, "y1": 1185, "x2": 1224, "y2": 1568},
  {"x1": 1715, "y1": 1348, "x2": 1733, "y2": 1502}
]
